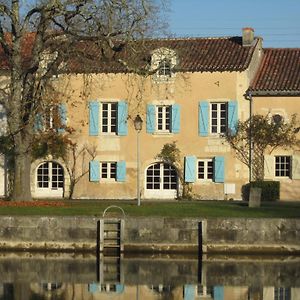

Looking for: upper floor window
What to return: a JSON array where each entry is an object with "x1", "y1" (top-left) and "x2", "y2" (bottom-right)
[
  {"x1": 151, "y1": 48, "x2": 177, "y2": 81},
  {"x1": 146, "y1": 103, "x2": 180, "y2": 134},
  {"x1": 210, "y1": 102, "x2": 227, "y2": 134},
  {"x1": 275, "y1": 156, "x2": 291, "y2": 177},
  {"x1": 100, "y1": 102, "x2": 117, "y2": 134},
  {"x1": 34, "y1": 103, "x2": 67, "y2": 133},
  {"x1": 158, "y1": 59, "x2": 172, "y2": 77},
  {"x1": 198, "y1": 100, "x2": 237, "y2": 136},
  {"x1": 157, "y1": 105, "x2": 171, "y2": 132},
  {"x1": 89, "y1": 101, "x2": 128, "y2": 136}
]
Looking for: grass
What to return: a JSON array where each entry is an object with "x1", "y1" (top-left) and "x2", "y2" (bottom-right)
[{"x1": 0, "y1": 199, "x2": 299, "y2": 218}]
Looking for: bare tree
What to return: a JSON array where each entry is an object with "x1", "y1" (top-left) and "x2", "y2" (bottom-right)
[
  {"x1": 63, "y1": 142, "x2": 97, "y2": 199},
  {"x1": 223, "y1": 114, "x2": 300, "y2": 181},
  {"x1": 0, "y1": 0, "x2": 166, "y2": 200}
]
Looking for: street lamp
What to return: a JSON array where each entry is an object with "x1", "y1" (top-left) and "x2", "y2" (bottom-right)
[{"x1": 134, "y1": 115, "x2": 143, "y2": 206}]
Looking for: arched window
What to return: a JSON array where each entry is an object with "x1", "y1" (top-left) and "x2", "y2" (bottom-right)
[
  {"x1": 36, "y1": 161, "x2": 64, "y2": 197},
  {"x1": 145, "y1": 162, "x2": 178, "y2": 198}
]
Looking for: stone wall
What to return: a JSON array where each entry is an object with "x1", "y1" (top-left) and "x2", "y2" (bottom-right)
[{"x1": 0, "y1": 217, "x2": 299, "y2": 254}]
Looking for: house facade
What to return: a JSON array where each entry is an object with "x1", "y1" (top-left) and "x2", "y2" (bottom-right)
[
  {"x1": 250, "y1": 48, "x2": 300, "y2": 200},
  {"x1": 1, "y1": 28, "x2": 300, "y2": 201}
]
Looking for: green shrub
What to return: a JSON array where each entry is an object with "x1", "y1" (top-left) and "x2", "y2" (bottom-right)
[{"x1": 242, "y1": 181, "x2": 280, "y2": 202}]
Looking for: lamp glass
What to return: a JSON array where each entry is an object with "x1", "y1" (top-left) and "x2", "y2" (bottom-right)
[{"x1": 134, "y1": 115, "x2": 143, "y2": 131}]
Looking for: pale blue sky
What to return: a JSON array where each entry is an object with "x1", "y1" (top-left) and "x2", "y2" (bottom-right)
[{"x1": 167, "y1": 0, "x2": 300, "y2": 48}]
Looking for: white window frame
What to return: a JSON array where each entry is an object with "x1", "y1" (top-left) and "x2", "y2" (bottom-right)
[
  {"x1": 100, "y1": 102, "x2": 117, "y2": 134},
  {"x1": 145, "y1": 162, "x2": 178, "y2": 199},
  {"x1": 100, "y1": 161, "x2": 117, "y2": 181},
  {"x1": 156, "y1": 105, "x2": 171, "y2": 132},
  {"x1": 275, "y1": 156, "x2": 291, "y2": 178},
  {"x1": 210, "y1": 102, "x2": 227, "y2": 134},
  {"x1": 197, "y1": 159, "x2": 213, "y2": 181}
]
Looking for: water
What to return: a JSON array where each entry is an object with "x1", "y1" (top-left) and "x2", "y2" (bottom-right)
[{"x1": 0, "y1": 252, "x2": 299, "y2": 299}]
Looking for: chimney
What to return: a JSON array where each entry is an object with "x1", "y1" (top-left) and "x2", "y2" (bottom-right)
[{"x1": 242, "y1": 27, "x2": 254, "y2": 46}]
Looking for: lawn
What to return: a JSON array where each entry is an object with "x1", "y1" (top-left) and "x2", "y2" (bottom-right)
[{"x1": 0, "y1": 199, "x2": 299, "y2": 218}]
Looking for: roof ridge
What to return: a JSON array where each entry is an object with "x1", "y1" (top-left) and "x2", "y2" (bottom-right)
[
  {"x1": 264, "y1": 47, "x2": 300, "y2": 50},
  {"x1": 142, "y1": 36, "x2": 242, "y2": 41}
]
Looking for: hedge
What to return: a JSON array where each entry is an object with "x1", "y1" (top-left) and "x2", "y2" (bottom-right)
[{"x1": 242, "y1": 181, "x2": 280, "y2": 202}]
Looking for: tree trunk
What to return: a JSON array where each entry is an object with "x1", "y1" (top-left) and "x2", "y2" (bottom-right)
[{"x1": 11, "y1": 152, "x2": 32, "y2": 201}]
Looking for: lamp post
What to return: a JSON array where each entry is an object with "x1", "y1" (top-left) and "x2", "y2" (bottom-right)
[{"x1": 134, "y1": 115, "x2": 143, "y2": 206}]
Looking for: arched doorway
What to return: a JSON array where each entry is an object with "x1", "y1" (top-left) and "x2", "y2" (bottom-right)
[
  {"x1": 35, "y1": 161, "x2": 64, "y2": 198},
  {"x1": 145, "y1": 162, "x2": 178, "y2": 199}
]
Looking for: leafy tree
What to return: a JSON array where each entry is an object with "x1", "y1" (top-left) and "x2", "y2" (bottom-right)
[
  {"x1": 0, "y1": 0, "x2": 165, "y2": 200},
  {"x1": 224, "y1": 114, "x2": 300, "y2": 180}
]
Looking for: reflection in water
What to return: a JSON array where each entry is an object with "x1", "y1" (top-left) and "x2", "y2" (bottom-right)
[{"x1": 0, "y1": 253, "x2": 298, "y2": 300}]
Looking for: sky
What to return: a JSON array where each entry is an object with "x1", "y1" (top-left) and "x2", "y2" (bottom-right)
[{"x1": 167, "y1": 0, "x2": 300, "y2": 48}]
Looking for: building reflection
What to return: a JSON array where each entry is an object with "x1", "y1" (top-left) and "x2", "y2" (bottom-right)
[
  {"x1": 0, "y1": 254, "x2": 298, "y2": 300},
  {"x1": 0, "y1": 282, "x2": 299, "y2": 300}
]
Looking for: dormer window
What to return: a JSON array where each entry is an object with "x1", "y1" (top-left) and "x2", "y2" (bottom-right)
[
  {"x1": 158, "y1": 59, "x2": 172, "y2": 77},
  {"x1": 151, "y1": 48, "x2": 177, "y2": 81}
]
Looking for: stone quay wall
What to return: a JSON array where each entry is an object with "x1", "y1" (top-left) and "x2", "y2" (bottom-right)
[{"x1": 0, "y1": 216, "x2": 299, "y2": 254}]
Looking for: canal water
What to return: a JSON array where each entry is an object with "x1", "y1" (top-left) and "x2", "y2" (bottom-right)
[{"x1": 0, "y1": 252, "x2": 299, "y2": 300}]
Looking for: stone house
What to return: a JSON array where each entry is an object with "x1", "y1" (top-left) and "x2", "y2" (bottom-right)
[{"x1": 0, "y1": 28, "x2": 299, "y2": 200}]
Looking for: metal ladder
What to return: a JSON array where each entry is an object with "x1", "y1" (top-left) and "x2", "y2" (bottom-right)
[{"x1": 97, "y1": 206, "x2": 125, "y2": 284}]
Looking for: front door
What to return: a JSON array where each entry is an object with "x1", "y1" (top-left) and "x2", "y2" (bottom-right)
[
  {"x1": 36, "y1": 161, "x2": 64, "y2": 198},
  {"x1": 145, "y1": 162, "x2": 178, "y2": 199}
]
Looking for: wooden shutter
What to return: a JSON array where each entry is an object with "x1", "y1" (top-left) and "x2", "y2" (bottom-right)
[
  {"x1": 184, "y1": 156, "x2": 196, "y2": 183},
  {"x1": 57, "y1": 103, "x2": 67, "y2": 133},
  {"x1": 89, "y1": 160, "x2": 100, "y2": 182},
  {"x1": 146, "y1": 104, "x2": 156, "y2": 133},
  {"x1": 184, "y1": 285, "x2": 195, "y2": 300},
  {"x1": 214, "y1": 156, "x2": 225, "y2": 183},
  {"x1": 117, "y1": 101, "x2": 128, "y2": 136},
  {"x1": 34, "y1": 113, "x2": 43, "y2": 131},
  {"x1": 264, "y1": 155, "x2": 274, "y2": 179},
  {"x1": 116, "y1": 161, "x2": 126, "y2": 182},
  {"x1": 292, "y1": 155, "x2": 300, "y2": 179},
  {"x1": 198, "y1": 101, "x2": 209, "y2": 136},
  {"x1": 89, "y1": 101, "x2": 99, "y2": 136},
  {"x1": 171, "y1": 103, "x2": 180, "y2": 133},
  {"x1": 228, "y1": 101, "x2": 238, "y2": 135},
  {"x1": 213, "y1": 286, "x2": 224, "y2": 300}
]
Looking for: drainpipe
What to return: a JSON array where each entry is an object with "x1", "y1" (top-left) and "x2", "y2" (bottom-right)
[{"x1": 245, "y1": 90, "x2": 253, "y2": 182}]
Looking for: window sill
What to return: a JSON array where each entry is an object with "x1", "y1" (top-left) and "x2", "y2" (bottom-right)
[{"x1": 152, "y1": 132, "x2": 174, "y2": 137}]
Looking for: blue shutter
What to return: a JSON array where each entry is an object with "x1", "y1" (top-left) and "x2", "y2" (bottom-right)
[
  {"x1": 57, "y1": 103, "x2": 67, "y2": 133},
  {"x1": 184, "y1": 285, "x2": 195, "y2": 300},
  {"x1": 184, "y1": 156, "x2": 196, "y2": 183},
  {"x1": 214, "y1": 156, "x2": 225, "y2": 183},
  {"x1": 146, "y1": 104, "x2": 156, "y2": 133},
  {"x1": 213, "y1": 286, "x2": 224, "y2": 300},
  {"x1": 228, "y1": 101, "x2": 238, "y2": 135},
  {"x1": 34, "y1": 113, "x2": 43, "y2": 131},
  {"x1": 89, "y1": 101, "x2": 99, "y2": 136},
  {"x1": 88, "y1": 283, "x2": 99, "y2": 293},
  {"x1": 116, "y1": 284, "x2": 124, "y2": 293},
  {"x1": 89, "y1": 160, "x2": 100, "y2": 182},
  {"x1": 117, "y1": 101, "x2": 128, "y2": 136},
  {"x1": 171, "y1": 104, "x2": 180, "y2": 133},
  {"x1": 117, "y1": 161, "x2": 126, "y2": 182},
  {"x1": 199, "y1": 101, "x2": 209, "y2": 136}
]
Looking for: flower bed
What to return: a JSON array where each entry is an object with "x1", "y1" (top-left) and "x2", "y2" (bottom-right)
[{"x1": 0, "y1": 201, "x2": 67, "y2": 207}]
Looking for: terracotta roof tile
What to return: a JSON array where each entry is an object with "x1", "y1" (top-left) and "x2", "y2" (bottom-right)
[
  {"x1": 0, "y1": 35, "x2": 258, "y2": 73},
  {"x1": 250, "y1": 48, "x2": 300, "y2": 95}
]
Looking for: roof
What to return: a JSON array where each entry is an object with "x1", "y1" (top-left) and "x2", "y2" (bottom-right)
[
  {"x1": 67, "y1": 37, "x2": 259, "y2": 73},
  {"x1": 0, "y1": 35, "x2": 259, "y2": 73},
  {"x1": 250, "y1": 48, "x2": 300, "y2": 96}
]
